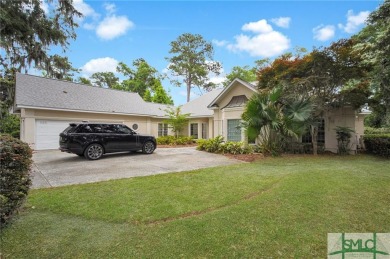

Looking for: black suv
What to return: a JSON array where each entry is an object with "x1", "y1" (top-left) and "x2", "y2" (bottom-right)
[{"x1": 59, "y1": 123, "x2": 156, "y2": 160}]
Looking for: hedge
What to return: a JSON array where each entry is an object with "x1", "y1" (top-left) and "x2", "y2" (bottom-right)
[
  {"x1": 0, "y1": 135, "x2": 33, "y2": 226},
  {"x1": 363, "y1": 134, "x2": 390, "y2": 158},
  {"x1": 0, "y1": 114, "x2": 20, "y2": 138},
  {"x1": 364, "y1": 127, "x2": 390, "y2": 135},
  {"x1": 156, "y1": 135, "x2": 194, "y2": 145}
]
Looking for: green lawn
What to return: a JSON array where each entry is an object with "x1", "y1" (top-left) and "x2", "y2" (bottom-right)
[{"x1": 1, "y1": 155, "x2": 389, "y2": 258}]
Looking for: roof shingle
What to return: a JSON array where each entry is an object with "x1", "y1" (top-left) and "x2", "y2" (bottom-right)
[
  {"x1": 181, "y1": 89, "x2": 223, "y2": 117},
  {"x1": 15, "y1": 73, "x2": 170, "y2": 117}
]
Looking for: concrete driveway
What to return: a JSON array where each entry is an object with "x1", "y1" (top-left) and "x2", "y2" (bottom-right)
[{"x1": 31, "y1": 147, "x2": 242, "y2": 189}]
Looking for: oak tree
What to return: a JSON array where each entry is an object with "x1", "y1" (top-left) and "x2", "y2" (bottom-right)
[
  {"x1": 0, "y1": 0, "x2": 81, "y2": 115},
  {"x1": 91, "y1": 72, "x2": 119, "y2": 89}
]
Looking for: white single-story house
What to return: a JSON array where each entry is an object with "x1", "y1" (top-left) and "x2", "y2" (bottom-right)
[{"x1": 14, "y1": 73, "x2": 368, "y2": 152}]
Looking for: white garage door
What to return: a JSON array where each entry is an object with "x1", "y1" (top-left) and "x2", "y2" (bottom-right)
[{"x1": 35, "y1": 120, "x2": 73, "y2": 150}]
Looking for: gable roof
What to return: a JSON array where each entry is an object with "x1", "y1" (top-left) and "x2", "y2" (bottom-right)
[
  {"x1": 207, "y1": 78, "x2": 257, "y2": 109},
  {"x1": 181, "y1": 88, "x2": 223, "y2": 117},
  {"x1": 14, "y1": 73, "x2": 170, "y2": 117}
]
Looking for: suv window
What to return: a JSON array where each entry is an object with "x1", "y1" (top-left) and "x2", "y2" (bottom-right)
[
  {"x1": 88, "y1": 124, "x2": 103, "y2": 133},
  {"x1": 115, "y1": 125, "x2": 133, "y2": 134},
  {"x1": 63, "y1": 124, "x2": 78, "y2": 134},
  {"x1": 76, "y1": 124, "x2": 92, "y2": 133},
  {"x1": 99, "y1": 124, "x2": 133, "y2": 134},
  {"x1": 100, "y1": 124, "x2": 116, "y2": 133},
  {"x1": 73, "y1": 124, "x2": 133, "y2": 134}
]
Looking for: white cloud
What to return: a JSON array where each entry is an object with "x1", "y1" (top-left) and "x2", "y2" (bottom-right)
[
  {"x1": 212, "y1": 39, "x2": 228, "y2": 47},
  {"x1": 83, "y1": 23, "x2": 95, "y2": 30},
  {"x1": 242, "y1": 19, "x2": 273, "y2": 34},
  {"x1": 338, "y1": 10, "x2": 370, "y2": 33},
  {"x1": 313, "y1": 25, "x2": 335, "y2": 41},
  {"x1": 271, "y1": 17, "x2": 291, "y2": 28},
  {"x1": 225, "y1": 19, "x2": 290, "y2": 57},
  {"x1": 74, "y1": 2, "x2": 133, "y2": 39},
  {"x1": 81, "y1": 57, "x2": 119, "y2": 75},
  {"x1": 227, "y1": 32, "x2": 290, "y2": 57},
  {"x1": 208, "y1": 74, "x2": 226, "y2": 85},
  {"x1": 96, "y1": 15, "x2": 134, "y2": 40},
  {"x1": 104, "y1": 3, "x2": 116, "y2": 15},
  {"x1": 74, "y1": 0, "x2": 98, "y2": 19}
]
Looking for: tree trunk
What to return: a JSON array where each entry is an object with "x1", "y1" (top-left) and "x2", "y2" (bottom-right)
[
  {"x1": 186, "y1": 82, "x2": 191, "y2": 102},
  {"x1": 311, "y1": 125, "x2": 318, "y2": 155}
]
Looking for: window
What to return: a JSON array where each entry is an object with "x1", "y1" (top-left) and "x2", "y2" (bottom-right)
[
  {"x1": 88, "y1": 124, "x2": 103, "y2": 133},
  {"x1": 202, "y1": 123, "x2": 207, "y2": 139},
  {"x1": 190, "y1": 123, "x2": 198, "y2": 139},
  {"x1": 101, "y1": 124, "x2": 116, "y2": 133},
  {"x1": 227, "y1": 119, "x2": 241, "y2": 142},
  {"x1": 158, "y1": 123, "x2": 168, "y2": 137},
  {"x1": 115, "y1": 125, "x2": 132, "y2": 134},
  {"x1": 77, "y1": 124, "x2": 93, "y2": 133},
  {"x1": 302, "y1": 119, "x2": 325, "y2": 143}
]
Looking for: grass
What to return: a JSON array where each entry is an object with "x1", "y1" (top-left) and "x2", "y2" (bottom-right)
[{"x1": 1, "y1": 155, "x2": 389, "y2": 258}]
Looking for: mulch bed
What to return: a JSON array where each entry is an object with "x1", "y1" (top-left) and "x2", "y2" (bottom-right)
[
  {"x1": 223, "y1": 153, "x2": 265, "y2": 162},
  {"x1": 157, "y1": 145, "x2": 339, "y2": 162}
]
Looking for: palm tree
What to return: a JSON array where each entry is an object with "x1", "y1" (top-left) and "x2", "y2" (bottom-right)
[{"x1": 242, "y1": 87, "x2": 314, "y2": 155}]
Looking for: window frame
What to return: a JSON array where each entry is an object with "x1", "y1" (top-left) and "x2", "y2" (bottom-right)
[
  {"x1": 201, "y1": 123, "x2": 207, "y2": 139},
  {"x1": 302, "y1": 118, "x2": 325, "y2": 144},
  {"x1": 227, "y1": 119, "x2": 241, "y2": 142},
  {"x1": 190, "y1": 123, "x2": 198, "y2": 139},
  {"x1": 158, "y1": 123, "x2": 168, "y2": 137}
]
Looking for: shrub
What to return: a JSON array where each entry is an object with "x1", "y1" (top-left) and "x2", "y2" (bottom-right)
[
  {"x1": 0, "y1": 135, "x2": 33, "y2": 226},
  {"x1": 175, "y1": 136, "x2": 194, "y2": 145},
  {"x1": 157, "y1": 135, "x2": 176, "y2": 145},
  {"x1": 156, "y1": 136, "x2": 194, "y2": 145},
  {"x1": 259, "y1": 141, "x2": 283, "y2": 157},
  {"x1": 334, "y1": 126, "x2": 355, "y2": 155},
  {"x1": 197, "y1": 136, "x2": 253, "y2": 155},
  {"x1": 197, "y1": 135, "x2": 224, "y2": 153},
  {"x1": 220, "y1": 141, "x2": 252, "y2": 155},
  {"x1": 0, "y1": 114, "x2": 20, "y2": 138},
  {"x1": 251, "y1": 144, "x2": 262, "y2": 153},
  {"x1": 363, "y1": 134, "x2": 390, "y2": 158},
  {"x1": 221, "y1": 141, "x2": 242, "y2": 154},
  {"x1": 364, "y1": 127, "x2": 390, "y2": 135}
]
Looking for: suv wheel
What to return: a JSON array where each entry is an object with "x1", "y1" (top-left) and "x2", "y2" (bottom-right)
[
  {"x1": 142, "y1": 141, "x2": 155, "y2": 154},
  {"x1": 84, "y1": 143, "x2": 104, "y2": 160}
]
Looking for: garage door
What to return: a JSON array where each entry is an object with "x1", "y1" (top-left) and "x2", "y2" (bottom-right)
[{"x1": 35, "y1": 120, "x2": 74, "y2": 150}]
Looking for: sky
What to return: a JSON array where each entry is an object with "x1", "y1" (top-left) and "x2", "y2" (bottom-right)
[{"x1": 44, "y1": 0, "x2": 382, "y2": 105}]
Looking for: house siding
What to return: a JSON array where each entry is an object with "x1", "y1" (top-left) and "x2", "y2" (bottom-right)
[
  {"x1": 211, "y1": 82, "x2": 255, "y2": 141},
  {"x1": 323, "y1": 106, "x2": 362, "y2": 153},
  {"x1": 15, "y1": 76, "x2": 367, "y2": 153},
  {"x1": 187, "y1": 118, "x2": 209, "y2": 139}
]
